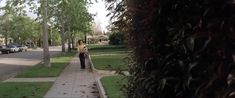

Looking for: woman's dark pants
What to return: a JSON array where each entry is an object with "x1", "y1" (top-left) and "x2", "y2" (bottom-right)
[{"x1": 79, "y1": 53, "x2": 85, "y2": 69}]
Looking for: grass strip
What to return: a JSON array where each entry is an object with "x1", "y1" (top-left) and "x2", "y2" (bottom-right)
[
  {"x1": 16, "y1": 52, "x2": 75, "y2": 77},
  {"x1": 100, "y1": 76, "x2": 127, "y2": 98},
  {"x1": 91, "y1": 54, "x2": 127, "y2": 70},
  {"x1": 0, "y1": 82, "x2": 53, "y2": 98},
  {"x1": 88, "y1": 45, "x2": 128, "y2": 70}
]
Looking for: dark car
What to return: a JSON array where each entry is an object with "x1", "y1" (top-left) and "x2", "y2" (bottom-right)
[{"x1": 0, "y1": 45, "x2": 11, "y2": 54}]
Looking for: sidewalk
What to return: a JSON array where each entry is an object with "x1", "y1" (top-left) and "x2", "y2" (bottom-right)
[{"x1": 44, "y1": 54, "x2": 99, "y2": 98}]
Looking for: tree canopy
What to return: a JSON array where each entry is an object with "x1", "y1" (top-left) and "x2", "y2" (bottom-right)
[
  {"x1": 0, "y1": 0, "x2": 92, "y2": 47},
  {"x1": 0, "y1": 0, "x2": 93, "y2": 67}
]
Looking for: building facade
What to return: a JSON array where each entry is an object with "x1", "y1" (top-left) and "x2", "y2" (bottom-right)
[
  {"x1": 0, "y1": 34, "x2": 5, "y2": 45},
  {"x1": 0, "y1": 34, "x2": 13, "y2": 45}
]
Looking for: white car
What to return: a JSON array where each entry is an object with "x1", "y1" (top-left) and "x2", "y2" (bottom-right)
[
  {"x1": 7, "y1": 45, "x2": 20, "y2": 53},
  {"x1": 17, "y1": 45, "x2": 28, "y2": 52}
]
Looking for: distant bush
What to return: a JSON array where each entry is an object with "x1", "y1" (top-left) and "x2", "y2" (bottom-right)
[{"x1": 109, "y1": 32, "x2": 124, "y2": 45}]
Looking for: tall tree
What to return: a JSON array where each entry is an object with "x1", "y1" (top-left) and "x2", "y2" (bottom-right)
[
  {"x1": 41, "y1": 0, "x2": 50, "y2": 67},
  {"x1": 51, "y1": 0, "x2": 92, "y2": 51},
  {"x1": 0, "y1": 14, "x2": 13, "y2": 45},
  {"x1": 58, "y1": 0, "x2": 68, "y2": 53},
  {"x1": 0, "y1": 2, "x2": 15, "y2": 45}
]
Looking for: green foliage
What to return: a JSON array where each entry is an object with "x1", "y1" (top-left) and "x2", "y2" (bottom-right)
[
  {"x1": 11, "y1": 16, "x2": 40, "y2": 44},
  {"x1": 0, "y1": 82, "x2": 52, "y2": 98},
  {"x1": 107, "y1": 0, "x2": 235, "y2": 98},
  {"x1": 109, "y1": 32, "x2": 124, "y2": 45},
  {"x1": 0, "y1": 15, "x2": 40, "y2": 45},
  {"x1": 0, "y1": 0, "x2": 41, "y2": 45},
  {"x1": 52, "y1": 0, "x2": 92, "y2": 35},
  {"x1": 101, "y1": 76, "x2": 127, "y2": 98},
  {"x1": 48, "y1": 0, "x2": 92, "y2": 50},
  {"x1": 49, "y1": 27, "x2": 61, "y2": 46},
  {"x1": 0, "y1": 0, "x2": 92, "y2": 47}
]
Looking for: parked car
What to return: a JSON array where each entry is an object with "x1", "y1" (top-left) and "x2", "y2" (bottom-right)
[
  {"x1": 17, "y1": 45, "x2": 28, "y2": 52},
  {"x1": 7, "y1": 45, "x2": 20, "y2": 53},
  {"x1": 0, "y1": 45, "x2": 11, "y2": 54}
]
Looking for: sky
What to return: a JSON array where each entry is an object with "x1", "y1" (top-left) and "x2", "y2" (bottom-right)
[
  {"x1": 88, "y1": 1, "x2": 110, "y2": 32},
  {"x1": 0, "y1": 0, "x2": 110, "y2": 32}
]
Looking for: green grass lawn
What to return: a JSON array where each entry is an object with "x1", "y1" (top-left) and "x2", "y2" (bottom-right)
[
  {"x1": 88, "y1": 45, "x2": 127, "y2": 54},
  {"x1": 16, "y1": 52, "x2": 75, "y2": 78},
  {"x1": 88, "y1": 45, "x2": 128, "y2": 70},
  {"x1": 90, "y1": 50, "x2": 127, "y2": 55},
  {"x1": 0, "y1": 82, "x2": 52, "y2": 98},
  {"x1": 100, "y1": 76, "x2": 127, "y2": 98},
  {"x1": 91, "y1": 54, "x2": 128, "y2": 70},
  {"x1": 87, "y1": 44, "x2": 125, "y2": 50}
]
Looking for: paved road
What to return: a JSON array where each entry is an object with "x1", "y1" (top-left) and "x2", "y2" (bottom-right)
[{"x1": 0, "y1": 47, "x2": 62, "y2": 81}]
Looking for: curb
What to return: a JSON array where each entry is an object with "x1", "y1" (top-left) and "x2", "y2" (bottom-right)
[
  {"x1": 95, "y1": 76, "x2": 107, "y2": 98},
  {"x1": 3, "y1": 77, "x2": 57, "y2": 82},
  {"x1": 87, "y1": 55, "x2": 107, "y2": 98},
  {"x1": 88, "y1": 54, "x2": 130, "y2": 98}
]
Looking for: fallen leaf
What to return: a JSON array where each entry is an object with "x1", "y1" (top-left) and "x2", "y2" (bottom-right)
[{"x1": 80, "y1": 91, "x2": 85, "y2": 93}]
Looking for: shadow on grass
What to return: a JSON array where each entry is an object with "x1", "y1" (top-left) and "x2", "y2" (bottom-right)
[
  {"x1": 16, "y1": 52, "x2": 76, "y2": 78},
  {"x1": 16, "y1": 62, "x2": 68, "y2": 78}
]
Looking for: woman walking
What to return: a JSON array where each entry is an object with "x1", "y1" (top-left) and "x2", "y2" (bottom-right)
[{"x1": 77, "y1": 40, "x2": 87, "y2": 69}]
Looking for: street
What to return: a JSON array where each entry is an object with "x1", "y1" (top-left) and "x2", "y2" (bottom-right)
[{"x1": 0, "y1": 47, "x2": 61, "y2": 81}]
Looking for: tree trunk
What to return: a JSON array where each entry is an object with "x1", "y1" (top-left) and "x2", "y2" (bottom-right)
[
  {"x1": 84, "y1": 34, "x2": 87, "y2": 44},
  {"x1": 42, "y1": 0, "x2": 51, "y2": 67},
  {"x1": 38, "y1": 38, "x2": 41, "y2": 47},
  {"x1": 49, "y1": 27, "x2": 53, "y2": 46},
  {"x1": 68, "y1": 38, "x2": 72, "y2": 52},
  {"x1": 71, "y1": 33, "x2": 75, "y2": 49},
  {"x1": 60, "y1": 20, "x2": 66, "y2": 52},
  {"x1": 67, "y1": 26, "x2": 71, "y2": 52},
  {"x1": 4, "y1": 35, "x2": 8, "y2": 46}
]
